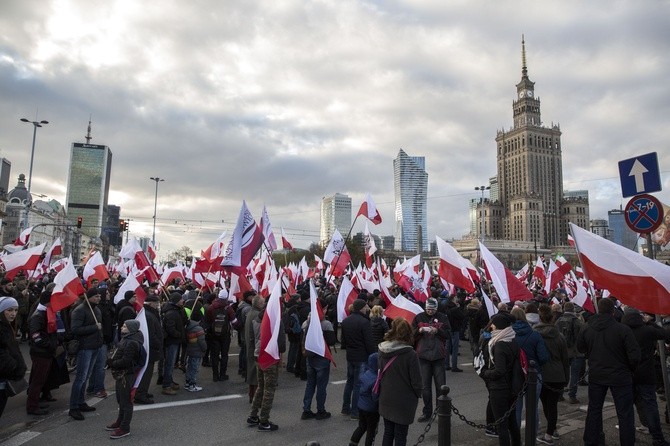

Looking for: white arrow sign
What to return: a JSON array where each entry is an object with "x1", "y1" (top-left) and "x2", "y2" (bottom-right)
[{"x1": 628, "y1": 159, "x2": 649, "y2": 193}]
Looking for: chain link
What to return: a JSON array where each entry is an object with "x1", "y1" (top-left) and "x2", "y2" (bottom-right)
[
  {"x1": 451, "y1": 380, "x2": 528, "y2": 431},
  {"x1": 412, "y1": 406, "x2": 439, "y2": 446}
]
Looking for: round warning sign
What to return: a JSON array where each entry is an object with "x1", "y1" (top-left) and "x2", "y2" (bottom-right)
[{"x1": 624, "y1": 194, "x2": 664, "y2": 234}]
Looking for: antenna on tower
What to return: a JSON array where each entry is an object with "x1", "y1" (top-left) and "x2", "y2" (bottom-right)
[
  {"x1": 85, "y1": 115, "x2": 92, "y2": 144},
  {"x1": 521, "y1": 34, "x2": 528, "y2": 78}
]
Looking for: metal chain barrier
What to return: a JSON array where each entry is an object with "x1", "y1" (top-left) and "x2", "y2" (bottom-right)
[
  {"x1": 412, "y1": 406, "x2": 439, "y2": 446},
  {"x1": 451, "y1": 380, "x2": 529, "y2": 431}
]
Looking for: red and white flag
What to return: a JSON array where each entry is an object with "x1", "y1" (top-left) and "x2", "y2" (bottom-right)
[
  {"x1": 313, "y1": 254, "x2": 324, "y2": 272},
  {"x1": 515, "y1": 263, "x2": 529, "y2": 282},
  {"x1": 201, "y1": 232, "x2": 228, "y2": 263},
  {"x1": 161, "y1": 266, "x2": 185, "y2": 287},
  {"x1": 14, "y1": 226, "x2": 33, "y2": 246},
  {"x1": 222, "y1": 201, "x2": 264, "y2": 272},
  {"x1": 147, "y1": 242, "x2": 157, "y2": 262},
  {"x1": 113, "y1": 272, "x2": 147, "y2": 310},
  {"x1": 131, "y1": 308, "x2": 150, "y2": 397},
  {"x1": 532, "y1": 257, "x2": 546, "y2": 287},
  {"x1": 50, "y1": 257, "x2": 68, "y2": 273},
  {"x1": 281, "y1": 227, "x2": 293, "y2": 251},
  {"x1": 1, "y1": 243, "x2": 46, "y2": 280},
  {"x1": 50, "y1": 256, "x2": 85, "y2": 312},
  {"x1": 481, "y1": 287, "x2": 499, "y2": 317},
  {"x1": 363, "y1": 222, "x2": 377, "y2": 268},
  {"x1": 261, "y1": 206, "x2": 277, "y2": 252},
  {"x1": 570, "y1": 222, "x2": 670, "y2": 314},
  {"x1": 336, "y1": 276, "x2": 359, "y2": 322},
  {"x1": 544, "y1": 258, "x2": 562, "y2": 294},
  {"x1": 83, "y1": 251, "x2": 110, "y2": 287},
  {"x1": 567, "y1": 234, "x2": 575, "y2": 247},
  {"x1": 305, "y1": 280, "x2": 334, "y2": 363},
  {"x1": 229, "y1": 272, "x2": 254, "y2": 301},
  {"x1": 356, "y1": 193, "x2": 382, "y2": 225},
  {"x1": 436, "y1": 236, "x2": 476, "y2": 293},
  {"x1": 42, "y1": 238, "x2": 62, "y2": 269},
  {"x1": 385, "y1": 293, "x2": 423, "y2": 324},
  {"x1": 555, "y1": 255, "x2": 572, "y2": 275},
  {"x1": 258, "y1": 279, "x2": 283, "y2": 370},
  {"x1": 479, "y1": 242, "x2": 532, "y2": 303},
  {"x1": 323, "y1": 229, "x2": 351, "y2": 277}
]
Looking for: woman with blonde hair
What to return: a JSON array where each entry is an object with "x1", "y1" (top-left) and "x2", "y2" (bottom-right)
[
  {"x1": 377, "y1": 318, "x2": 423, "y2": 446},
  {"x1": 370, "y1": 305, "x2": 389, "y2": 350}
]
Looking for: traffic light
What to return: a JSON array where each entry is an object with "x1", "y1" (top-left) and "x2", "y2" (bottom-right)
[
  {"x1": 119, "y1": 219, "x2": 125, "y2": 231},
  {"x1": 77, "y1": 217, "x2": 82, "y2": 228},
  {"x1": 124, "y1": 221, "x2": 129, "y2": 231}
]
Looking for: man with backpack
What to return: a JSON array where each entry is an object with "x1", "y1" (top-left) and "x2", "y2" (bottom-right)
[
  {"x1": 555, "y1": 302, "x2": 584, "y2": 404},
  {"x1": 284, "y1": 294, "x2": 303, "y2": 374},
  {"x1": 205, "y1": 289, "x2": 238, "y2": 381}
]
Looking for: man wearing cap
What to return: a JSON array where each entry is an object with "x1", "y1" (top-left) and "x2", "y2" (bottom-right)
[
  {"x1": 412, "y1": 297, "x2": 451, "y2": 422},
  {"x1": 134, "y1": 294, "x2": 163, "y2": 404},
  {"x1": 161, "y1": 292, "x2": 186, "y2": 395},
  {"x1": 340, "y1": 299, "x2": 376, "y2": 420},
  {"x1": 68, "y1": 288, "x2": 103, "y2": 420},
  {"x1": 205, "y1": 289, "x2": 238, "y2": 382}
]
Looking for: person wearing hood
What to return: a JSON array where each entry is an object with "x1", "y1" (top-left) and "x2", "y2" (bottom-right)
[
  {"x1": 377, "y1": 318, "x2": 422, "y2": 446},
  {"x1": 622, "y1": 306, "x2": 670, "y2": 446},
  {"x1": 0, "y1": 296, "x2": 27, "y2": 418},
  {"x1": 510, "y1": 306, "x2": 549, "y2": 431},
  {"x1": 26, "y1": 291, "x2": 57, "y2": 416},
  {"x1": 161, "y1": 292, "x2": 185, "y2": 396},
  {"x1": 106, "y1": 319, "x2": 144, "y2": 439},
  {"x1": 534, "y1": 304, "x2": 569, "y2": 445},
  {"x1": 349, "y1": 352, "x2": 381, "y2": 446},
  {"x1": 480, "y1": 313, "x2": 522, "y2": 446},
  {"x1": 577, "y1": 298, "x2": 641, "y2": 446}
]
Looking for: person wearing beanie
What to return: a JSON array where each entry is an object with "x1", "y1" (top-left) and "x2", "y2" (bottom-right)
[
  {"x1": 412, "y1": 297, "x2": 451, "y2": 423},
  {"x1": 68, "y1": 287, "x2": 103, "y2": 421},
  {"x1": 161, "y1": 291, "x2": 186, "y2": 396},
  {"x1": 479, "y1": 309, "x2": 523, "y2": 446},
  {"x1": 340, "y1": 297, "x2": 376, "y2": 420},
  {"x1": 0, "y1": 296, "x2": 27, "y2": 418},
  {"x1": 205, "y1": 292, "x2": 238, "y2": 382},
  {"x1": 26, "y1": 292, "x2": 57, "y2": 416},
  {"x1": 116, "y1": 291, "x2": 137, "y2": 340},
  {"x1": 134, "y1": 292, "x2": 162, "y2": 405},
  {"x1": 554, "y1": 302, "x2": 585, "y2": 404},
  {"x1": 106, "y1": 319, "x2": 145, "y2": 439}
]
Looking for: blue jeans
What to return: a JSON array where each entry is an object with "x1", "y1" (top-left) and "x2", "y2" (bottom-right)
[
  {"x1": 86, "y1": 344, "x2": 107, "y2": 394},
  {"x1": 568, "y1": 356, "x2": 585, "y2": 398},
  {"x1": 162, "y1": 343, "x2": 179, "y2": 388},
  {"x1": 185, "y1": 355, "x2": 201, "y2": 385},
  {"x1": 69, "y1": 348, "x2": 98, "y2": 409},
  {"x1": 584, "y1": 382, "x2": 634, "y2": 446},
  {"x1": 635, "y1": 383, "x2": 666, "y2": 444},
  {"x1": 303, "y1": 355, "x2": 331, "y2": 412},
  {"x1": 342, "y1": 361, "x2": 363, "y2": 416},
  {"x1": 450, "y1": 331, "x2": 460, "y2": 369}
]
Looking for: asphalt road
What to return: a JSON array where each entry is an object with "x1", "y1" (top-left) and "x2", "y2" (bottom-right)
[{"x1": 2, "y1": 334, "x2": 670, "y2": 445}]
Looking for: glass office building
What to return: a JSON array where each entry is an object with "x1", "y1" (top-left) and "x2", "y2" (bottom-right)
[
  {"x1": 320, "y1": 193, "x2": 352, "y2": 244},
  {"x1": 394, "y1": 149, "x2": 428, "y2": 252},
  {"x1": 66, "y1": 143, "x2": 112, "y2": 238}
]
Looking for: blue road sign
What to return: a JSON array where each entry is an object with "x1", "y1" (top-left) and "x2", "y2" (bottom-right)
[
  {"x1": 624, "y1": 194, "x2": 664, "y2": 233},
  {"x1": 618, "y1": 152, "x2": 662, "y2": 198}
]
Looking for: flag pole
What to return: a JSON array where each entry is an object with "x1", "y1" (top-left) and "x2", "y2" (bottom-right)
[{"x1": 324, "y1": 215, "x2": 360, "y2": 287}]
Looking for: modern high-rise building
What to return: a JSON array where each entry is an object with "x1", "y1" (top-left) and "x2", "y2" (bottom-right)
[
  {"x1": 65, "y1": 142, "x2": 113, "y2": 238},
  {"x1": 394, "y1": 149, "x2": 428, "y2": 252},
  {"x1": 477, "y1": 37, "x2": 589, "y2": 248},
  {"x1": 0, "y1": 158, "x2": 11, "y2": 197},
  {"x1": 608, "y1": 208, "x2": 638, "y2": 250},
  {"x1": 320, "y1": 193, "x2": 351, "y2": 244}
]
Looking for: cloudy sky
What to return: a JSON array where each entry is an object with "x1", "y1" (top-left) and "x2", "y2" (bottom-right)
[{"x1": 1, "y1": 0, "x2": 669, "y2": 259}]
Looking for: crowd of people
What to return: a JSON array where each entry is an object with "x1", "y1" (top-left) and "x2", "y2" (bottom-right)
[{"x1": 1, "y1": 267, "x2": 670, "y2": 445}]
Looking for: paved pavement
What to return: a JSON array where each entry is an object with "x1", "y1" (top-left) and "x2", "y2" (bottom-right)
[{"x1": 2, "y1": 334, "x2": 670, "y2": 445}]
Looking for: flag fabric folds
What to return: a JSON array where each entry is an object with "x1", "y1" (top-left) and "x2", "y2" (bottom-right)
[
  {"x1": 83, "y1": 251, "x2": 110, "y2": 287},
  {"x1": 570, "y1": 223, "x2": 670, "y2": 314},
  {"x1": 50, "y1": 257, "x2": 85, "y2": 312},
  {"x1": 222, "y1": 201, "x2": 264, "y2": 272},
  {"x1": 323, "y1": 229, "x2": 351, "y2": 277},
  {"x1": 281, "y1": 227, "x2": 293, "y2": 251},
  {"x1": 435, "y1": 236, "x2": 476, "y2": 293},
  {"x1": 356, "y1": 193, "x2": 382, "y2": 225},
  {"x1": 336, "y1": 276, "x2": 358, "y2": 322},
  {"x1": 261, "y1": 206, "x2": 277, "y2": 252},
  {"x1": 479, "y1": 242, "x2": 533, "y2": 303},
  {"x1": 1, "y1": 243, "x2": 46, "y2": 280},
  {"x1": 305, "y1": 280, "x2": 334, "y2": 363},
  {"x1": 384, "y1": 293, "x2": 423, "y2": 323},
  {"x1": 258, "y1": 279, "x2": 283, "y2": 370}
]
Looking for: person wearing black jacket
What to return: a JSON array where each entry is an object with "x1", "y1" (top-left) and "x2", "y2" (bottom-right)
[
  {"x1": 105, "y1": 319, "x2": 144, "y2": 439},
  {"x1": 622, "y1": 307, "x2": 670, "y2": 446},
  {"x1": 68, "y1": 289, "x2": 103, "y2": 420},
  {"x1": 134, "y1": 295, "x2": 163, "y2": 404},
  {"x1": 444, "y1": 294, "x2": 466, "y2": 372},
  {"x1": 0, "y1": 297, "x2": 27, "y2": 418},
  {"x1": 26, "y1": 292, "x2": 57, "y2": 416},
  {"x1": 577, "y1": 298, "x2": 641, "y2": 446},
  {"x1": 161, "y1": 292, "x2": 185, "y2": 395},
  {"x1": 293, "y1": 293, "x2": 311, "y2": 379}
]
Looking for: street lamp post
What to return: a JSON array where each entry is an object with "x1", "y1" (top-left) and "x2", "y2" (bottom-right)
[
  {"x1": 475, "y1": 185, "x2": 490, "y2": 242},
  {"x1": 20, "y1": 117, "x2": 49, "y2": 193},
  {"x1": 149, "y1": 177, "x2": 164, "y2": 246}
]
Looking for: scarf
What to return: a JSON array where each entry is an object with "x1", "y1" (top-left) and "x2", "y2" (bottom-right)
[{"x1": 488, "y1": 326, "x2": 515, "y2": 366}]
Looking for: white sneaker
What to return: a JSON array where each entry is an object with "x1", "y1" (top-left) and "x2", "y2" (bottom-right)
[
  {"x1": 635, "y1": 425, "x2": 650, "y2": 435},
  {"x1": 536, "y1": 434, "x2": 554, "y2": 445},
  {"x1": 188, "y1": 384, "x2": 202, "y2": 392}
]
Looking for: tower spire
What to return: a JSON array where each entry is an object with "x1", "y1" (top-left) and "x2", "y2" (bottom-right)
[
  {"x1": 85, "y1": 115, "x2": 92, "y2": 144},
  {"x1": 521, "y1": 34, "x2": 528, "y2": 78}
]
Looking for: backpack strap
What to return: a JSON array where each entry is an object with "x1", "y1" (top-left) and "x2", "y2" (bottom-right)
[{"x1": 372, "y1": 356, "x2": 397, "y2": 394}]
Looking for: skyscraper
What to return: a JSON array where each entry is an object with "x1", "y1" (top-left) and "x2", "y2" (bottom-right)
[
  {"x1": 65, "y1": 142, "x2": 113, "y2": 238},
  {"x1": 320, "y1": 193, "x2": 352, "y2": 244},
  {"x1": 394, "y1": 149, "x2": 428, "y2": 251},
  {"x1": 608, "y1": 209, "x2": 638, "y2": 250}
]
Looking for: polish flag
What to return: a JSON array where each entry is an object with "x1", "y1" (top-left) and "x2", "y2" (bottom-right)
[
  {"x1": 147, "y1": 242, "x2": 157, "y2": 262},
  {"x1": 281, "y1": 227, "x2": 293, "y2": 251},
  {"x1": 336, "y1": 276, "x2": 359, "y2": 322},
  {"x1": 567, "y1": 234, "x2": 575, "y2": 247},
  {"x1": 323, "y1": 229, "x2": 351, "y2": 277},
  {"x1": 230, "y1": 272, "x2": 254, "y2": 301},
  {"x1": 42, "y1": 238, "x2": 62, "y2": 269},
  {"x1": 131, "y1": 308, "x2": 150, "y2": 397},
  {"x1": 544, "y1": 259, "x2": 562, "y2": 295},
  {"x1": 363, "y1": 222, "x2": 377, "y2": 268},
  {"x1": 570, "y1": 222, "x2": 670, "y2": 315},
  {"x1": 113, "y1": 272, "x2": 147, "y2": 310},
  {"x1": 14, "y1": 226, "x2": 33, "y2": 246},
  {"x1": 481, "y1": 287, "x2": 499, "y2": 317},
  {"x1": 50, "y1": 257, "x2": 85, "y2": 312},
  {"x1": 532, "y1": 257, "x2": 546, "y2": 287},
  {"x1": 201, "y1": 232, "x2": 228, "y2": 263},
  {"x1": 313, "y1": 254, "x2": 324, "y2": 272},
  {"x1": 261, "y1": 206, "x2": 278, "y2": 252},
  {"x1": 83, "y1": 252, "x2": 109, "y2": 287},
  {"x1": 50, "y1": 257, "x2": 68, "y2": 273},
  {"x1": 222, "y1": 201, "x2": 264, "y2": 273},
  {"x1": 1, "y1": 243, "x2": 46, "y2": 280},
  {"x1": 555, "y1": 255, "x2": 572, "y2": 276},
  {"x1": 258, "y1": 279, "x2": 283, "y2": 370},
  {"x1": 515, "y1": 263, "x2": 529, "y2": 282},
  {"x1": 479, "y1": 242, "x2": 532, "y2": 303},
  {"x1": 161, "y1": 266, "x2": 185, "y2": 287},
  {"x1": 356, "y1": 193, "x2": 382, "y2": 225},
  {"x1": 436, "y1": 236, "x2": 476, "y2": 293},
  {"x1": 119, "y1": 238, "x2": 144, "y2": 260},
  {"x1": 305, "y1": 280, "x2": 334, "y2": 363},
  {"x1": 385, "y1": 293, "x2": 423, "y2": 324}
]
